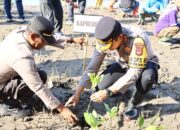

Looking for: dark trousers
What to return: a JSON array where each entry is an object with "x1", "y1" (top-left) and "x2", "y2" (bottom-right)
[
  {"x1": 67, "y1": 0, "x2": 86, "y2": 21},
  {"x1": 97, "y1": 61, "x2": 159, "y2": 95},
  {"x1": 3, "y1": 0, "x2": 25, "y2": 19},
  {"x1": 40, "y1": 0, "x2": 63, "y2": 33},
  {"x1": 0, "y1": 70, "x2": 47, "y2": 105}
]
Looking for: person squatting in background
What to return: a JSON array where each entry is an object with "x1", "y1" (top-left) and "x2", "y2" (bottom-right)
[
  {"x1": 108, "y1": 0, "x2": 139, "y2": 18},
  {"x1": 138, "y1": 0, "x2": 169, "y2": 25},
  {"x1": 154, "y1": 3, "x2": 180, "y2": 46}
]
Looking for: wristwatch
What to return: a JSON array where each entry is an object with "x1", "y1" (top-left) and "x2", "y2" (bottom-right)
[{"x1": 105, "y1": 89, "x2": 113, "y2": 97}]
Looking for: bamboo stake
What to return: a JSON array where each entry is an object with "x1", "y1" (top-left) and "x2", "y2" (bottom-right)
[{"x1": 83, "y1": 33, "x2": 89, "y2": 72}]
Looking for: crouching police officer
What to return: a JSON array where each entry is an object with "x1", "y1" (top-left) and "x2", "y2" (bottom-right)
[
  {"x1": 65, "y1": 16, "x2": 160, "y2": 120},
  {"x1": 0, "y1": 16, "x2": 85, "y2": 123}
]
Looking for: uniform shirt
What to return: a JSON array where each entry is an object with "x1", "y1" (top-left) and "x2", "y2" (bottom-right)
[
  {"x1": 154, "y1": 5, "x2": 179, "y2": 35},
  {"x1": 79, "y1": 25, "x2": 159, "y2": 93},
  {"x1": 0, "y1": 27, "x2": 68, "y2": 110}
]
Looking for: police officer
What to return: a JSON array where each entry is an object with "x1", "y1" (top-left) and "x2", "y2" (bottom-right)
[
  {"x1": 0, "y1": 16, "x2": 84, "y2": 122},
  {"x1": 65, "y1": 16, "x2": 159, "y2": 120}
]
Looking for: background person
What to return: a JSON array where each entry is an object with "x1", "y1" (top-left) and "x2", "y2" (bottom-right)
[
  {"x1": 154, "y1": 4, "x2": 180, "y2": 45},
  {"x1": 40, "y1": 0, "x2": 63, "y2": 36},
  {"x1": 118, "y1": 0, "x2": 139, "y2": 17},
  {"x1": 108, "y1": 0, "x2": 139, "y2": 16},
  {"x1": 3, "y1": 0, "x2": 25, "y2": 23},
  {"x1": 66, "y1": 0, "x2": 86, "y2": 25},
  {"x1": 138, "y1": 0, "x2": 169, "y2": 25}
]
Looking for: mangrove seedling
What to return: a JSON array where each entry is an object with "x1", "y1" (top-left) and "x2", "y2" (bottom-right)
[
  {"x1": 87, "y1": 73, "x2": 103, "y2": 89},
  {"x1": 104, "y1": 103, "x2": 118, "y2": 119},
  {"x1": 137, "y1": 112, "x2": 165, "y2": 130},
  {"x1": 84, "y1": 73, "x2": 104, "y2": 130},
  {"x1": 84, "y1": 110, "x2": 104, "y2": 130}
]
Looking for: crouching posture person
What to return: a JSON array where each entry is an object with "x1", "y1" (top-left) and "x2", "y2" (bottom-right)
[
  {"x1": 138, "y1": 0, "x2": 169, "y2": 25},
  {"x1": 66, "y1": 16, "x2": 160, "y2": 120},
  {"x1": 118, "y1": 0, "x2": 139, "y2": 17},
  {"x1": 0, "y1": 16, "x2": 85, "y2": 123},
  {"x1": 155, "y1": 4, "x2": 180, "y2": 46}
]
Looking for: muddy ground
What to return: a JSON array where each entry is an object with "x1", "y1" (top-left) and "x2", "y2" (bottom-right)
[{"x1": 0, "y1": 3, "x2": 180, "y2": 130}]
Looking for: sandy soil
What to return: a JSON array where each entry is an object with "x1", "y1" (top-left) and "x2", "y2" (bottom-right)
[{"x1": 0, "y1": 3, "x2": 180, "y2": 130}]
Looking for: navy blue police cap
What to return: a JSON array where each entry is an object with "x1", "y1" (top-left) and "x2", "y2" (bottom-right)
[{"x1": 95, "y1": 16, "x2": 122, "y2": 51}]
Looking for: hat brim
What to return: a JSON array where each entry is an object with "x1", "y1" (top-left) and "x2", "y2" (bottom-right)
[{"x1": 42, "y1": 35, "x2": 56, "y2": 45}]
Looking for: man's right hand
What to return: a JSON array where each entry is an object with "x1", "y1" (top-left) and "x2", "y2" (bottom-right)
[
  {"x1": 57, "y1": 104, "x2": 79, "y2": 123},
  {"x1": 65, "y1": 86, "x2": 84, "y2": 107},
  {"x1": 65, "y1": 94, "x2": 80, "y2": 107}
]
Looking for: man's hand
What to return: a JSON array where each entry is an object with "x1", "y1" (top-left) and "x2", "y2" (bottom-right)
[
  {"x1": 65, "y1": 94, "x2": 80, "y2": 107},
  {"x1": 57, "y1": 104, "x2": 79, "y2": 123},
  {"x1": 72, "y1": 37, "x2": 85, "y2": 45},
  {"x1": 65, "y1": 86, "x2": 84, "y2": 107},
  {"x1": 90, "y1": 90, "x2": 108, "y2": 102}
]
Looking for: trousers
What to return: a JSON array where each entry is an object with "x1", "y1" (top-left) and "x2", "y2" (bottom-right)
[
  {"x1": 40, "y1": 0, "x2": 63, "y2": 32},
  {"x1": 97, "y1": 61, "x2": 159, "y2": 95},
  {"x1": 0, "y1": 70, "x2": 47, "y2": 104}
]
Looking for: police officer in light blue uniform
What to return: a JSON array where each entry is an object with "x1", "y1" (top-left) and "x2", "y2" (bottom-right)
[{"x1": 66, "y1": 16, "x2": 160, "y2": 120}]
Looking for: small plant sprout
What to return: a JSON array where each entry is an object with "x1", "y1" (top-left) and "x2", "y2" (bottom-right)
[
  {"x1": 137, "y1": 115, "x2": 144, "y2": 129},
  {"x1": 104, "y1": 103, "x2": 118, "y2": 119},
  {"x1": 84, "y1": 110, "x2": 104, "y2": 130},
  {"x1": 87, "y1": 73, "x2": 103, "y2": 89},
  {"x1": 145, "y1": 125, "x2": 164, "y2": 130},
  {"x1": 84, "y1": 73, "x2": 104, "y2": 130},
  {"x1": 86, "y1": 73, "x2": 104, "y2": 112},
  {"x1": 104, "y1": 103, "x2": 118, "y2": 130},
  {"x1": 137, "y1": 111, "x2": 165, "y2": 130}
]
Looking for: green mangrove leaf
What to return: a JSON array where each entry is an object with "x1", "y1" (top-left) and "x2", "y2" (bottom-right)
[
  {"x1": 145, "y1": 125, "x2": 164, "y2": 130},
  {"x1": 156, "y1": 125, "x2": 165, "y2": 130},
  {"x1": 85, "y1": 112, "x2": 97, "y2": 128},
  {"x1": 84, "y1": 112, "x2": 92, "y2": 127},
  {"x1": 104, "y1": 103, "x2": 118, "y2": 118},
  {"x1": 84, "y1": 110, "x2": 104, "y2": 129},
  {"x1": 109, "y1": 107, "x2": 118, "y2": 118},
  {"x1": 87, "y1": 73, "x2": 103, "y2": 89},
  {"x1": 137, "y1": 116, "x2": 144, "y2": 128},
  {"x1": 104, "y1": 103, "x2": 111, "y2": 113},
  {"x1": 145, "y1": 125, "x2": 157, "y2": 130},
  {"x1": 92, "y1": 110, "x2": 98, "y2": 118},
  {"x1": 92, "y1": 110, "x2": 104, "y2": 126},
  {"x1": 89, "y1": 127, "x2": 99, "y2": 130},
  {"x1": 96, "y1": 75, "x2": 103, "y2": 84}
]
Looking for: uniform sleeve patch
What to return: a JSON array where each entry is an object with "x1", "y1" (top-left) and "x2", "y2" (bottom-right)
[{"x1": 128, "y1": 38, "x2": 148, "y2": 69}]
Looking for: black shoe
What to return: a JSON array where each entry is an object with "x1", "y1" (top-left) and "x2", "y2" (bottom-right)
[
  {"x1": 0, "y1": 103, "x2": 32, "y2": 118},
  {"x1": 123, "y1": 107, "x2": 138, "y2": 121}
]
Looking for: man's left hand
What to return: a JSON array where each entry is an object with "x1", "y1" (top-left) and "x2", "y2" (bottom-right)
[
  {"x1": 73, "y1": 37, "x2": 85, "y2": 45},
  {"x1": 90, "y1": 90, "x2": 107, "y2": 103}
]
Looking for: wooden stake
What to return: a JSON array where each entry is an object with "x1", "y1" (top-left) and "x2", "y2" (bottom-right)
[{"x1": 83, "y1": 33, "x2": 89, "y2": 72}]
